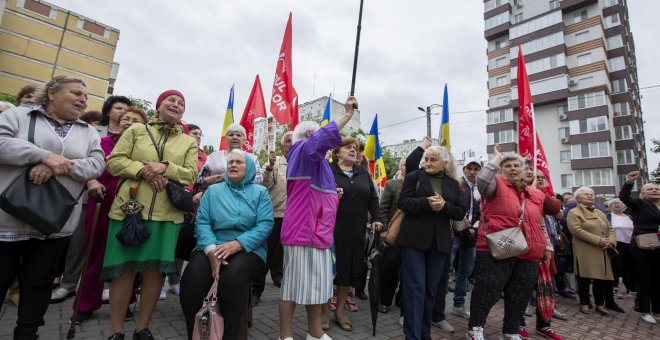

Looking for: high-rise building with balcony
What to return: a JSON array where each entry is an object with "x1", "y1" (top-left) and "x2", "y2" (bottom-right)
[
  {"x1": 0, "y1": 0, "x2": 120, "y2": 110},
  {"x1": 484, "y1": 0, "x2": 647, "y2": 198}
]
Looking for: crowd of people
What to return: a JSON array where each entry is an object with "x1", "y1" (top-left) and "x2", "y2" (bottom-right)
[{"x1": 0, "y1": 76, "x2": 659, "y2": 340}]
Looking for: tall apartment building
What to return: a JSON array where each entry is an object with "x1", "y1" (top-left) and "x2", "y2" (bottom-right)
[
  {"x1": 484, "y1": 0, "x2": 647, "y2": 198},
  {"x1": 385, "y1": 138, "x2": 438, "y2": 159},
  {"x1": 298, "y1": 96, "x2": 361, "y2": 132},
  {"x1": 0, "y1": 0, "x2": 120, "y2": 110},
  {"x1": 253, "y1": 116, "x2": 277, "y2": 154}
]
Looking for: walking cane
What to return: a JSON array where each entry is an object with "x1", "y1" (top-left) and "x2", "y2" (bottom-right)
[{"x1": 67, "y1": 202, "x2": 102, "y2": 339}]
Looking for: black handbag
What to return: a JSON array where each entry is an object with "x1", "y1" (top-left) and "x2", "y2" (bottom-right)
[
  {"x1": 0, "y1": 113, "x2": 83, "y2": 235},
  {"x1": 175, "y1": 219, "x2": 196, "y2": 260},
  {"x1": 145, "y1": 125, "x2": 194, "y2": 212}
]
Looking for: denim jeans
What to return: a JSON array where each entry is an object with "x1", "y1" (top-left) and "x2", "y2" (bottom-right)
[{"x1": 450, "y1": 237, "x2": 476, "y2": 307}]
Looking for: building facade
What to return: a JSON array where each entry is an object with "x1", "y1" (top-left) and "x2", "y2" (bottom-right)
[
  {"x1": 0, "y1": 0, "x2": 120, "y2": 110},
  {"x1": 484, "y1": 0, "x2": 646, "y2": 197},
  {"x1": 385, "y1": 138, "x2": 439, "y2": 159},
  {"x1": 298, "y1": 96, "x2": 361, "y2": 132},
  {"x1": 253, "y1": 115, "x2": 277, "y2": 154}
]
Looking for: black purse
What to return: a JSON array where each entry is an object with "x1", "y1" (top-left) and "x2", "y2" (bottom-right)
[
  {"x1": 0, "y1": 113, "x2": 83, "y2": 235},
  {"x1": 144, "y1": 125, "x2": 194, "y2": 212}
]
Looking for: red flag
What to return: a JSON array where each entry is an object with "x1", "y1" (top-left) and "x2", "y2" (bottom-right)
[
  {"x1": 517, "y1": 47, "x2": 554, "y2": 195},
  {"x1": 240, "y1": 75, "x2": 267, "y2": 153},
  {"x1": 270, "y1": 13, "x2": 299, "y2": 129}
]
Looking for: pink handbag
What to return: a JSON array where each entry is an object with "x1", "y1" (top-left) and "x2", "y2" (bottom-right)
[{"x1": 192, "y1": 278, "x2": 224, "y2": 340}]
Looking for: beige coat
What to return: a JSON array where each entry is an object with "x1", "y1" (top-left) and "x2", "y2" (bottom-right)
[{"x1": 567, "y1": 205, "x2": 617, "y2": 280}]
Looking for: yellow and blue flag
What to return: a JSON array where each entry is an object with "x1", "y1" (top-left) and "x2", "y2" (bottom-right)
[
  {"x1": 219, "y1": 85, "x2": 234, "y2": 150},
  {"x1": 439, "y1": 84, "x2": 450, "y2": 149},
  {"x1": 320, "y1": 94, "x2": 331, "y2": 127},
  {"x1": 364, "y1": 115, "x2": 387, "y2": 187}
]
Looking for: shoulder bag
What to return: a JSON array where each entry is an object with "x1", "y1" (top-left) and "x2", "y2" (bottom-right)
[
  {"x1": 379, "y1": 180, "x2": 419, "y2": 246},
  {"x1": 0, "y1": 113, "x2": 83, "y2": 235},
  {"x1": 192, "y1": 277, "x2": 224, "y2": 340},
  {"x1": 635, "y1": 232, "x2": 660, "y2": 250},
  {"x1": 144, "y1": 125, "x2": 194, "y2": 212},
  {"x1": 483, "y1": 199, "x2": 529, "y2": 260}
]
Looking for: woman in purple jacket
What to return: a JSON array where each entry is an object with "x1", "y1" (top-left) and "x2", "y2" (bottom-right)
[{"x1": 278, "y1": 96, "x2": 357, "y2": 340}]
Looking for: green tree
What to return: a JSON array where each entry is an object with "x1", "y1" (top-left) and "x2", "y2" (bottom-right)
[
  {"x1": 651, "y1": 139, "x2": 660, "y2": 184},
  {"x1": 257, "y1": 149, "x2": 268, "y2": 166},
  {"x1": 128, "y1": 96, "x2": 157, "y2": 118},
  {"x1": 202, "y1": 144, "x2": 215, "y2": 155},
  {"x1": 382, "y1": 147, "x2": 401, "y2": 181},
  {"x1": 0, "y1": 94, "x2": 17, "y2": 105}
]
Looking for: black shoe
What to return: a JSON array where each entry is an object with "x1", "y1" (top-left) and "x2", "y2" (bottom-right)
[
  {"x1": 75, "y1": 311, "x2": 93, "y2": 325},
  {"x1": 355, "y1": 289, "x2": 368, "y2": 300},
  {"x1": 125, "y1": 308, "x2": 134, "y2": 321},
  {"x1": 133, "y1": 329, "x2": 154, "y2": 340},
  {"x1": 108, "y1": 333, "x2": 125, "y2": 340},
  {"x1": 606, "y1": 303, "x2": 625, "y2": 313},
  {"x1": 250, "y1": 293, "x2": 260, "y2": 306}
]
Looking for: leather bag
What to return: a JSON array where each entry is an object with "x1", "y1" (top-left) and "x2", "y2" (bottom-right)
[
  {"x1": 484, "y1": 199, "x2": 529, "y2": 260},
  {"x1": 0, "y1": 113, "x2": 82, "y2": 235},
  {"x1": 635, "y1": 233, "x2": 660, "y2": 250},
  {"x1": 380, "y1": 209, "x2": 404, "y2": 246},
  {"x1": 192, "y1": 278, "x2": 224, "y2": 340}
]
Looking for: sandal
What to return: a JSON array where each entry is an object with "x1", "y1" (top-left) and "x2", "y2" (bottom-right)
[
  {"x1": 335, "y1": 313, "x2": 353, "y2": 331},
  {"x1": 580, "y1": 305, "x2": 592, "y2": 315},
  {"x1": 345, "y1": 292, "x2": 359, "y2": 312}
]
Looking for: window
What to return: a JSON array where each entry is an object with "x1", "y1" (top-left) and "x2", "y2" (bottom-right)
[
  {"x1": 605, "y1": 14, "x2": 620, "y2": 28},
  {"x1": 609, "y1": 56, "x2": 626, "y2": 71},
  {"x1": 615, "y1": 125, "x2": 632, "y2": 140},
  {"x1": 567, "y1": 91, "x2": 606, "y2": 111},
  {"x1": 613, "y1": 102, "x2": 630, "y2": 116},
  {"x1": 606, "y1": 35, "x2": 623, "y2": 50},
  {"x1": 618, "y1": 175, "x2": 637, "y2": 191},
  {"x1": 487, "y1": 129, "x2": 516, "y2": 144},
  {"x1": 604, "y1": 0, "x2": 618, "y2": 7},
  {"x1": 20, "y1": 0, "x2": 56, "y2": 19},
  {"x1": 560, "y1": 150, "x2": 572, "y2": 163},
  {"x1": 571, "y1": 141, "x2": 610, "y2": 159},
  {"x1": 574, "y1": 169, "x2": 613, "y2": 187},
  {"x1": 569, "y1": 116, "x2": 608, "y2": 134},
  {"x1": 574, "y1": 10, "x2": 588, "y2": 23},
  {"x1": 515, "y1": 32, "x2": 564, "y2": 56},
  {"x1": 509, "y1": 11, "x2": 562, "y2": 40},
  {"x1": 577, "y1": 53, "x2": 592, "y2": 66},
  {"x1": 578, "y1": 76, "x2": 594, "y2": 87},
  {"x1": 558, "y1": 127, "x2": 570, "y2": 139},
  {"x1": 611, "y1": 79, "x2": 627, "y2": 94},
  {"x1": 484, "y1": 0, "x2": 504, "y2": 12},
  {"x1": 486, "y1": 12, "x2": 510, "y2": 30},
  {"x1": 617, "y1": 149, "x2": 635, "y2": 164},
  {"x1": 495, "y1": 57, "x2": 508, "y2": 68},
  {"x1": 487, "y1": 109, "x2": 514, "y2": 124},
  {"x1": 549, "y1": 0, "x2": 560, "y2": 10},
  {"x1": 495, "y1": 38, "x2": 507, "y2": 50},
  {"x1": 514, "y1": 13, "x2": 524, "y2": 24},
  {"x1": 561, "y1": 174, "x2": 574, "y2": 188},
  {"x1": 495, "y1": 76, "x2": 507, "y2": 87},
  {"x1": 575, "y1": 30, "x2": 590, "y2": 44},
  {"x1": 557, "y1": 104, "x2": 567, "y2": 116},
  {"x1": 497, "y1": 95, "x2": 510, "y2": 106}
]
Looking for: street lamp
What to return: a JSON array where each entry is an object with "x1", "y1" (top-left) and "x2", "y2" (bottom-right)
[{"x1": 417, "y1": 104, "x2": 443, "y2": 138}]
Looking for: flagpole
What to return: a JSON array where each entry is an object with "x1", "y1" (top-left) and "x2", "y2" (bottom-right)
[
  {"x1": 531, "y1": 102, "x2": 537, "y2": 174},
  {"x1": 349, "y1": 0, "x2": 364, "y2": 106}
]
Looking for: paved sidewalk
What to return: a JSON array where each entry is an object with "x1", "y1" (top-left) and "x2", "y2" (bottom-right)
[{"x1": 2, "y1": 282, "x2": 658, "y2": 339}]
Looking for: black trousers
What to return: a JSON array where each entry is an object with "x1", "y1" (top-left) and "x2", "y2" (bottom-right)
[
  {"x1": 379, "y1": 244, "x2": 401, "y2": 307},
  {"x1": 577, "y1": 277, "x2": 610, "y2": 306},
  {"x1": 252, "y1": 218, "x2": 284, "y2": 296},
  {"x1": 180, "y1": 251, "x2": 264, "y2": 340},
  {"x1": 612, "y1": 242, "x2": 636, "y2": 293},
  {"x1": 631, "y1": 245, "x2": 660, "y2": 314},
  {"x1": 0, "y1": 237, "x2": 69, "y2": 340},
  {"x1": 468, "y1": 252, "x2": 538, "y2": 334}
]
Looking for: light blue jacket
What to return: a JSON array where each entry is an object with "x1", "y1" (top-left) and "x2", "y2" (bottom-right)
[{"x1": 195, "y1": 152, "x2": 274, "y2": 263}]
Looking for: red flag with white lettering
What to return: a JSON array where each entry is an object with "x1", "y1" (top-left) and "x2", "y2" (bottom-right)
[
  {"x1": 517, "y1": 47, "x2": 554, "y2": 195},
  {"x1": 240, "y1": 75, "x2": 267, "y2": 153},
  {"x1": 270, "y1": 13, "x2": 299, "y2": 129}
]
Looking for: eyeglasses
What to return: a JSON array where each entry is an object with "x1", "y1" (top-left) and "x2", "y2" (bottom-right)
[{"x1": 537, "y1": 176, "x2": 546, "y2": 179}]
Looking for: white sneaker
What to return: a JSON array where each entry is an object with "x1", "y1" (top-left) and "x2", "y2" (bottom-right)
[
  {"x1": 452, "y1": 305, "x2": 471, "y2": 319},
  {"x1": 159, "y1": 287, "x2": 167, "y2": 300},
  {"x1": 641, "y1": 314, "x2": 657, "y2": 324},
  {"x1": 50, "y1": 287, "x2": 75, "y2": 303},
  {"x1": 466, "y1": 326, "x2": 484, "y2": 340},
  {"x1": 431, "y1": 319, "x2": 454, "y2": 333},
  {"x1": 278, "y1": 338, "x2": 293, "y2": 340},
  {"x1": 500, "y1": 334, "x2": 522, "y2": 340},
  {"x1": 101, "y1": 288, "x2": 110, "y2": 303},
  {"x1": 168, "y1": 283, "x2": 180, "y2": 296},
  {"x1": 398, "y1": 316, "x2": 404, "y2": 327},
  {"x1": 305, "y1": 334, "x2": 332, "y2": 340}
]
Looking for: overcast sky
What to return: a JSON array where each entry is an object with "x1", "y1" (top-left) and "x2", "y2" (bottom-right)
[{"x1": 49, "y1": 0, "x2": 659, "y2": 169}]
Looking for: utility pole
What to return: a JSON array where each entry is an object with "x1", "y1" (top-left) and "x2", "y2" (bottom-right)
[{"x1": 425, "y1": 106, "x2": 432, "y2": 138}]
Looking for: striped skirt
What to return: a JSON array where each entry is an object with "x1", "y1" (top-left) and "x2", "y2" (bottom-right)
[{"x1": 280, "y1": 245, "x2": 333, "y2": 305}]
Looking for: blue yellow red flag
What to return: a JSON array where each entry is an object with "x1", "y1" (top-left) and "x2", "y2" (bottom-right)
[
  {"x1": 219, "y1": 85, "x2": 234, "y2": 150},
  {"x1": 320, "y1": 94, "x2": 332, "y2": 127},
  {"x1": 439, "y1": 84, "x2": 450, "y2": 150},
  {"x1": 364, "y1": 115, "x2": 387, "y2": 187}
]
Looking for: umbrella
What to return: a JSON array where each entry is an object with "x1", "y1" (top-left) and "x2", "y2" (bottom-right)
[
  {"x1": 366, "y1": 230, "x2": 385, "y2": 336},
  {"x1": 536, "y1": 260, "x2": 555, "y2": 322},
  {"x1": 67, "y1": 202, "x2": 102, "y2": 339}
]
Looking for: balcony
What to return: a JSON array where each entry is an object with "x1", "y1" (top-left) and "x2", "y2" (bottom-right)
[{"x1": 561, "y1": 0, "x2": 598, "y2": 13}]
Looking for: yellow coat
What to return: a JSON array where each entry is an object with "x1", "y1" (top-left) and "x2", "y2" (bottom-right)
[
  {"x1": 107, "y1": 122, "x2": 197, "y2": 224},
  {"x1": 567, "y1": 205, "x2": 617, "y2": 280}
]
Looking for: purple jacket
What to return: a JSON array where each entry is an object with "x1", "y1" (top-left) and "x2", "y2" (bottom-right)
[{"x1": 280, "y1": 122, "x2": 342, "y2": 249}]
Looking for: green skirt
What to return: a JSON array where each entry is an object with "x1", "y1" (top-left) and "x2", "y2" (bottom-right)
[{"x1": 100, "y1": 219, "x2": 179, "y2": 281}]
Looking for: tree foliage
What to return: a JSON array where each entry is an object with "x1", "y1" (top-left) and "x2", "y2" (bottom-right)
[
  {"x1": 382, "y1": 147, "x2": 401, "y2": 181},
  {"x1": 202, "y1": 145, "x2": 215, "y2": 155},
  {"x1": 0, "y1": 94, "x2": 17, "y2": 105},
  {"x1": 651, "y1": 139, "x2": 660, "y2": 184},
  {"x1": 128, "y1": 96, "x2": 157, "y2": 118}
]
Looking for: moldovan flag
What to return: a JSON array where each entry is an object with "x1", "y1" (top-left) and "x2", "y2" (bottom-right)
[
  {"x1": 219, "y1": 85, "x2": 234, "y2": 150},
  {"x1": 320, "y1": 94, "x2": 332, "y2": 127},
  {"x1": 364, "y1": 115, "x2": 387, "y2": 187},
  {"x1": 517, "y1": 47, "x2": 554, "y2": 195},
  {"x1": 439, "y1": 84, "x2": 450, "y2": 149},
  {"x1": 240, "y1": 75, "x2": 267, "y2": 153},
  {"x1": 270, "y1": 13, "x2": 299, "y2": 129}
]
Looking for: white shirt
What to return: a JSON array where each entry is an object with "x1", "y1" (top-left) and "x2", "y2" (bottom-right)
[{"x1": 611, "y1": 213, "x2": 634, "y2": 244}]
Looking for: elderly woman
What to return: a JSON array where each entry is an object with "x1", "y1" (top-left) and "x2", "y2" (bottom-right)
[
  {"x1": 567, "y1": 186, "x2": 617, "y2": 316},
  {"x1": 608, "y1": 198, "x2": 636, "y2": 300},
  {"x1": 16, "y1": 85, "x2": 37, "y2": 106},
  {"x1": 279, "y1": 97, "x2": 357, "y2": 340},
  {"x1": 466, "y1": 145, "x2": 550, "y2": 340},
  {"x1": 75, "y1": 107, "x2": 148, "y2": 324},
  {"x1": 328, "y1": 137, "x2": 382, "y2": 331},
  {"x1": 99, "y1": 95, "x2": 133, "y2": 136},
  {"x1": 620, "y1": 171, "x2": 660, "y2": 324},
  {"x1": 101, "y1": 90, "x2": 198, "y2": 340},
  {"x1": 0, "y1": 76, "x2": 105, "y2": 339},
  {"x1": 397, "y1": 144, "x2": 466, "y2": 340},
  {"x1": 179, "y1": 150, "x2": 273, "y2": 339}
]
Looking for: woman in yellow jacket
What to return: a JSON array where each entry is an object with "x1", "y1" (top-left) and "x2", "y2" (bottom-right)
[{"x1": 101, "y1": 90, "x2": 197, "y2": 340}]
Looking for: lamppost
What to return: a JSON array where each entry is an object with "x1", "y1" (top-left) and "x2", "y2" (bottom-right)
[{"x1": 417, "y1": 104, "x2": 443, "y2": 138}]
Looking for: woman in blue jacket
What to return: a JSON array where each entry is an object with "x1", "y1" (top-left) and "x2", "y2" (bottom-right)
[{"x1": 179, "y1": 150, "x2": 274, "y2": 340}]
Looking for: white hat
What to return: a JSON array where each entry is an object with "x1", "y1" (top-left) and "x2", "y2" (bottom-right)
[{"x1": 463, "y1": 157, "x2": 482, "y2": 169}]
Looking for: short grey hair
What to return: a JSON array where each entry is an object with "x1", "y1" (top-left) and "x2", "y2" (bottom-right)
[
  {"x1": 280, "y1": 131, "x2": 293, "y2": 145},
  {"x1": 225, "y1": 123, "x2": 246, "y2": 137},
  {"x1": 499, "y1": 153, "x2": 525, "y2": 168},
  {"x1": 421, "y1": 146, "x2": 460, "y2": 181},
  {"x1": 573, "y1": 186, "x2": 594, "y2": 200},
  {"x1": 227, "y1": 148, "x2": 246, "y2": 161},
  {"x1": 292, "y1": 121, "x2": 320, "y2": 144}
]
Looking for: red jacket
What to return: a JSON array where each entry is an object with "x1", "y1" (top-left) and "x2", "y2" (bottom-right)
[{"x1": 477, "y1": 176, "x2": 547, "y2": 261}]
